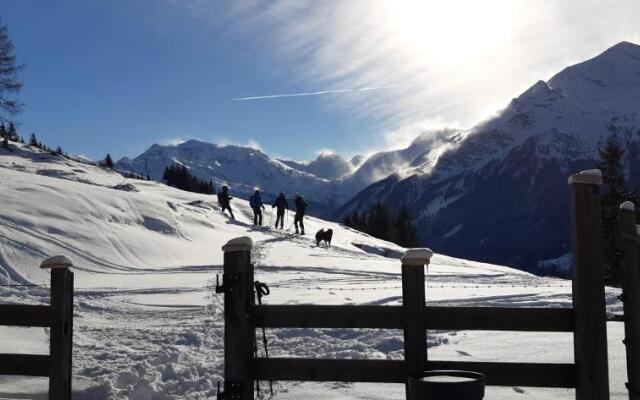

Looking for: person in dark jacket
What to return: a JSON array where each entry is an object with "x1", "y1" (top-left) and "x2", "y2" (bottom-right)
[
  {"x1": 294, "y1": 193, "x2": 307, "y2": 234},
  {"x1": 272, "y1": 192, "x2": 289, "y2": 229},
  {"x1": 249, "y1": 189, "x2": 266, "y2": 226},
  {"x1": 217, "y1": 186, "x2": 235, "y2": 219}
]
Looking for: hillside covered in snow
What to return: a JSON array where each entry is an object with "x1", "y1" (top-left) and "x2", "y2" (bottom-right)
[{"x1": 0, "y1": 141, "x2": 630, "y2": 399}]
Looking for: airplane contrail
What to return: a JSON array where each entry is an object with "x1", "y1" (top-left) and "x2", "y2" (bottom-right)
[{"x1": 231, "y1": 83, "x2": 417, "y2": 101}]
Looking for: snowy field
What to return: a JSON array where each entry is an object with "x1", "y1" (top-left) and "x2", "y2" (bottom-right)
[{"x1": 0, "y1": 143, "x2": 627, "y2": 399}]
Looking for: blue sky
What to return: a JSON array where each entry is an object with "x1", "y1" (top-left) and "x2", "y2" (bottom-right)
[{"x1": 3, "y1": 0, "x2": 640, "y2": 161}]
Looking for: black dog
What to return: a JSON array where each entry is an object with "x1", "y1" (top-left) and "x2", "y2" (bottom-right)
[{"x1": 315, "y1": 228, "x2": 333, "y2": 247}]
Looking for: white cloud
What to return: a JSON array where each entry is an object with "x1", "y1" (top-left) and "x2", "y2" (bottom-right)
[
  {"x1": 315, "y1": 149, "x2": 336, "y2": 156},
  {"x1": 216, "y1": 137, "x2": 262, "y2": 151},
  {"x1": 176, "y1": 0, "x2": 640, "y2": 145}
]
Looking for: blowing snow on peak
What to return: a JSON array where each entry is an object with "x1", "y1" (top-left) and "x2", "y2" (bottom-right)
[{"x1": 338, "y1": 41, "x2": 640, "y2": 272}]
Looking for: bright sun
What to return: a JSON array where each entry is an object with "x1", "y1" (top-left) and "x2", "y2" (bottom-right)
[{"x1": 383, "y1": 0, "x2": 517, "y2": 67}]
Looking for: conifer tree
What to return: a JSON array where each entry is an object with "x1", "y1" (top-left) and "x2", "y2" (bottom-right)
[
  {"x1": 162, "y1": 163, "x2": 215, "y2": 194},
  {"x1": 0, "y1": 123, "x2": 6, "y2": 138},
  {"x1": 28, "y1": 132, "x2": 38, "y2": 147},
  {"x1": 367, "y1": 202, "x2": 392, "y2": 241},
  {"x1": 597, "y1": 134, "x2": 638, "y2": 286},
  {"x1": 1, "y1": 135, "x2": 8, "y2": 149},
  {"x1": 104, "y1": 153, "x2": 114, "y2": 169},
  {"x1": 7, "y1": 122, "x2": 17, "y2": 141},
  {"x1": 395, "y1": 204, "x2": 419, "y2": 247},
  {"x1": 0, "y1": 21, "x2": 23, "y2": 123}
]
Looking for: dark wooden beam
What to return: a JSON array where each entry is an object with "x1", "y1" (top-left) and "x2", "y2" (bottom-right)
[
  {"x1": 569, "y1": 173, "x2": 610, "y2": 399},
  {"x1": 0, "y1": 305, "x2": 52, "y2": 327},
  {"x1": 0, "y1": 354, "x2": 50, "y2": 377},
  {"x1": 49, "y1": 268, "x2": 74, "y2": 400},
  {"x1": 253, "y1": 305, "x2": 574, "y2": 332},
  {"x1": 222, "y1": 244, "x2": 255, "y2": 400},
  {"x1": 619, "y1": 204, "x2": 640, "y2": 400}
]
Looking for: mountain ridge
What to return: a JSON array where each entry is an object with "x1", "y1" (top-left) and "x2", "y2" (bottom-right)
[{"x1": 337, "y1": 41, "x2": 640, "y2": 272}]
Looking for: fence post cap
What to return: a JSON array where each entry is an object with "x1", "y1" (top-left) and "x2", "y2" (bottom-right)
[
  {"x1": 620, "y1": 201, "x2": 636, "y2": 212},
  {"x1": 222, "y1": 236, "x2": 253, "y2": 252},
  {"x1": 402, "y1": 248, "x2": 433, "y2": 266},
  {"x1": 567, "y1": 169, "x2": 602, "y2": 186},
  {"x1": 40, "y1": 255, "x2": 73, "y2": 269}
]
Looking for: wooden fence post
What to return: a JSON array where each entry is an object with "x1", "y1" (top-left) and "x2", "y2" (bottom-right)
[
  {"x1": 222, "y1": 237, "x2": 255, "y2": 400},
  {"x1": 401, "y1": 248, "x2": 433, "y2": 400},
  {"x1": 568, "y1": 169, "x2": 610, "y2": 400},
  {"x1": 619, "y1": 201, "x2": 640, "y2": 400},
  {"x1": 41, "y1": 255, "x2": 74, "y2": 400}
]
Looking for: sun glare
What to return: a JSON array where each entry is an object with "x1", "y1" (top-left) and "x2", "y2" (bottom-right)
[{"x1": 384, "y1": 0, "x2": 517, "y2": 67}]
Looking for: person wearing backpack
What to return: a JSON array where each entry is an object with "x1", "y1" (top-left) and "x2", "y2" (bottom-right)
[
  {"x1": 272, "y1": 192, "x2": 289, "y2": 229},
  {"x1": 294, "y1": 193, "x2": 307, "y2": 234},
  {"x1": 249, "y1": 189, "x2": 266, "y2": 226},
  {"x1": 217, "y1": 186, "x2": 235, "y2": 220}
]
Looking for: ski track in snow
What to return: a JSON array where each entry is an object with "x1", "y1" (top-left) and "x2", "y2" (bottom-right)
[{"x1": 0, "y1": 143, "x2": 628, "y2": 399}]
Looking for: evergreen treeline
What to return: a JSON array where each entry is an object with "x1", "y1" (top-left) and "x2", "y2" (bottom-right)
[
  {"x1": 344, "y1": 202, "x2": 419, "y2": 248},
  {"x1": 162, "y1": 164, "x2": 216, "y2": 195},
  {"x1": 0, "y1": 123, "x2": 68, "y2": 155},
  {"x1": 0, "y1": 122, "x2": 22, "y2": 149},
  {"x1": 597, "y1": 134, "x2": 639, "y2": 287}
]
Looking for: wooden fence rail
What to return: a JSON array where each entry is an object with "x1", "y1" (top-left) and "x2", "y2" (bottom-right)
[
  {"x1": 253, "y1": 304, "x2": 574, "y2": 331},
  {"x1": 218, "y1": 169, "x2": 610, "y2": 400},
  {"x1": 0, "y1": 256, "x2": 74, "y2": 400}
]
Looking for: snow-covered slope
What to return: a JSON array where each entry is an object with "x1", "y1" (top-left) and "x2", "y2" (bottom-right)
[
  {"x1": 0, "y1": 142, "x2": 628, "y2": 399},
  {"x1": 338, "y1": 41, "x2": 640, "y2": 272}
]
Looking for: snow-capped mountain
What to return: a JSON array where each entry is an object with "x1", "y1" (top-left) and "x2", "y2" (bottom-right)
[
  {"x1": 278, "y1": 152, "x2": 355, "y2": 180},
  {"x1": 339, "y1": 41, "x2": 640, "y2": 272},
  {"x1": 116, "y1": 131, "x2": 455, "y2": 215},
  {"x1": 116, "y1": 140, "x2": 356, "y2": 213}
]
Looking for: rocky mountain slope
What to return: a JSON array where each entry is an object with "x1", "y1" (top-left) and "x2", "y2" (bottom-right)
[{"x1": 338, "y1": 41, "x2": 640, "y2": 272}]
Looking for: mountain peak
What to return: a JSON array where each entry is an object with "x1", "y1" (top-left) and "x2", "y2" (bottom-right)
[
  {"x1": 605, "y1": 41, "x2": 640, "y2": 56},
  {"x1": 521, "y1": 80, "x2": 552, "y2": 97}
]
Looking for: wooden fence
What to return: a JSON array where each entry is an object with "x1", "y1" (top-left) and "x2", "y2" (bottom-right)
[
  {"x1": 619, "y1": 202, "x2": 640, "y2": 400},
  {"x1": 217, "y1": 169, "x2": 612, "y2": 400},
  {"x1": 0, "y1": 256, "x2": 74, "y2": 400}
]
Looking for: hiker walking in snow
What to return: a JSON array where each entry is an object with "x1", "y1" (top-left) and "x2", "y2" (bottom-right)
[
  {"x1": 272, "y1": 192, "x2": 289, "y2": 229},
  {"x1": 294, "y1": 193, "x2": 307, "y2": 235},
  {"x1": 217, "y1": 185, "x2": 235, "y2": 220},
  {"x1": 250, "y1": 189, "x2": 266, "y2": 226}
]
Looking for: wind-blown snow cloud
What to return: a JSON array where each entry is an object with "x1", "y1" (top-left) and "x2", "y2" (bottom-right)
[
  {"x1": 158, "y1": 138, "x2": 187, "y2": 146},
  {"x1": 175, "y1": 0, "x2": 640, "y2": 148}
]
